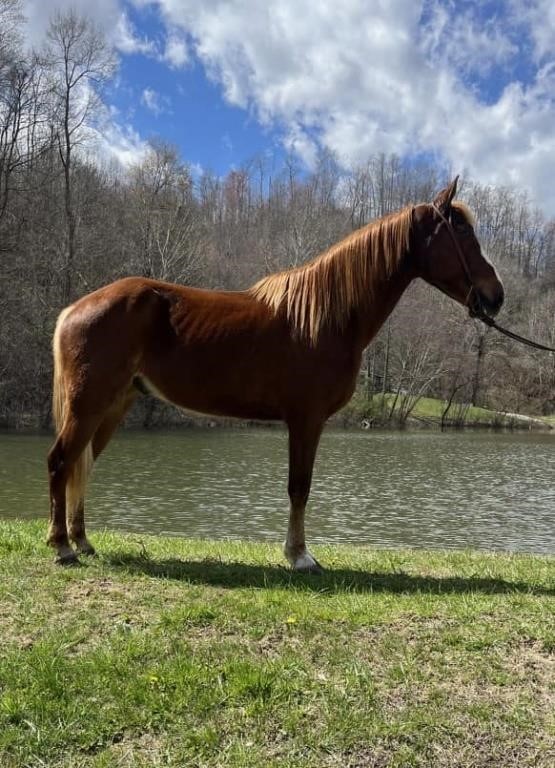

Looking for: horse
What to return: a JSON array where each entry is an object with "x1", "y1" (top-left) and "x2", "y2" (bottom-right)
[{"x1": 47, "y1": 177, "x2": 504, "y2": 570}]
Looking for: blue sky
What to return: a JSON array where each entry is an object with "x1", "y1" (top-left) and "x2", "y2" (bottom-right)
[
  {"x1": 111, "y1": 2, "x2": 286, "y2": 175},
  {"x1": 116, "y1": 46, "x2": 284, "y2": 176},
  {"x1": 22, "y1": 0, "x2": 555, "y2": 215}
]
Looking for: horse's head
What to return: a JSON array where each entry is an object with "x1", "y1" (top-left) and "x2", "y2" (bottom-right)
[{"x1": 412, "y1": 177, "x2": 504, "y2": 318}]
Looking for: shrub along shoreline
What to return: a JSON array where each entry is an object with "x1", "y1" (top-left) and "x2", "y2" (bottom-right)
[{"x1": 0, "y1": 520, "x2": 553, "y2": 767}]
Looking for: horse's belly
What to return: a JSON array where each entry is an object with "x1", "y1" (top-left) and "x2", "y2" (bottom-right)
[
  {"x1": 136, "y1": 370, "x2": 284, "y2": 421},
  {"x1": 139, "y1": 326, "x2": 359, "y2": 421}
]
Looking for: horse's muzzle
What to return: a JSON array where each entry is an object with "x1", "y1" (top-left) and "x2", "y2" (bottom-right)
[{"x1": 469, "y1": 286, "x2": 504, "y2": 319}]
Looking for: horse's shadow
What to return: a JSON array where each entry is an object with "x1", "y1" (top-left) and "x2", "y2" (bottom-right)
[{"x1": 103, "y1": 551, "x2": 555, "y2": 596}]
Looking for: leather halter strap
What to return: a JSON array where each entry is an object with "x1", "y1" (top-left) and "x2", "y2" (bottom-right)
[
  {"x1": 432, "y1": 204, "x2": 472, "y2": 279},
  {"x1": 432, "y1": 203, "x2": 478, "y2": 311},
  {"x1": 431, "y1": 204, "x2": 555, "y2": 353}
]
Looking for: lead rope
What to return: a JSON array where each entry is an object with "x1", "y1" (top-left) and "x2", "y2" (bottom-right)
[
  {"x1": 431, "y1": 204, "x2": 555, "y2": 354},
  {"x1": 477, "y1": 315, "x2": 555, "y2": 353}
]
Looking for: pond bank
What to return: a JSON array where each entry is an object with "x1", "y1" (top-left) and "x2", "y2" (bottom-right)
[
  {"x1": 3, "y1": 392, "x2": 553, "y2": 432},
  {"x1": 340, "y1": 393, "x2": 554, "y2": 431},
  {"x1": 1, "y1": 521, "x2": 553, "y2": 767}
]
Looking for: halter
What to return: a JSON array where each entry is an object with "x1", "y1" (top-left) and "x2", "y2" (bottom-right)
[{"x1": 431, "y1": 204, "x2": 555, "y2": 353}]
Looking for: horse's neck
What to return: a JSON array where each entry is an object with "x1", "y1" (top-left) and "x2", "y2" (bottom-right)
[{"x1": 355, "y1": 267, "x2": 413, "y2": 349}]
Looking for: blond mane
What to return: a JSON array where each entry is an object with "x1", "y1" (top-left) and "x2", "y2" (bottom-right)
[{"x1": 249, "y1": 206, "x2": 414, "y2": 343}]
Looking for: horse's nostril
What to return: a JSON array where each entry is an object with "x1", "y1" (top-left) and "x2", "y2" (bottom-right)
[{"x1": 485, "y1": 290, "x2": 504, "y2": 317}]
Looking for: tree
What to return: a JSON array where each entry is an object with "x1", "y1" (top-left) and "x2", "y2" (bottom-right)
[
  {"x1": 128, "y1": 139, "x2": 204, "y2": 284},
  {"x1": 44, "y1": 9, "x2": 115, "y2": 304}
]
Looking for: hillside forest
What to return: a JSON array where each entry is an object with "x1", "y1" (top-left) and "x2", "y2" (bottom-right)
[{"x1": 1, "y1": 1, "x2": 555, "y2": 429}]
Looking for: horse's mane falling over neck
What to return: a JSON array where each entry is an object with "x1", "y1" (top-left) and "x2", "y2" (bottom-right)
[{"x1": 249, "y1": 205, "x2": 414, "y2": 343}]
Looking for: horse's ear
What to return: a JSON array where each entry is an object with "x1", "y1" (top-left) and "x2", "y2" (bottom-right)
[{"x1": 433, "y1": 176, "x2": 459, "y2": 215}]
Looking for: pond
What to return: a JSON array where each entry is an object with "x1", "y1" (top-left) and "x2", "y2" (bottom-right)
[{"x1": 0, "y1": 429, "x2": 553, "y2": 554}]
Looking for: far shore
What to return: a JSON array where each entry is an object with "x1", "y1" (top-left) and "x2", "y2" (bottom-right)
[{"x1": 1, "y1": 394, "x2": 553, "y2": 435}]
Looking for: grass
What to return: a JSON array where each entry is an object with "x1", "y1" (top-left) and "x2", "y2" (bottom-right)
[
  {"x1": 0, "y1": 520, "x2": 554, "y2": 767},
  {"x1": 388, "y1": 395, "x2": 503, "y2": 424},
  {"x1": 343, "y1": 392, "x2": 552, "y2": 429}
]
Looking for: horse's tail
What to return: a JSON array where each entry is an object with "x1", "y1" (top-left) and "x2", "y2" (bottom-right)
[
  {"x1": 52, "y1": 308, "x2": 70, "y2": 435},
  {"x1": 52, "y1": 307, "x2": 93, "y2": 511}
]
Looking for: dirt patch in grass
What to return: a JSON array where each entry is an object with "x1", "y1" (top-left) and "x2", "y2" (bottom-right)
[{"x1": 102, "y1": 731, "x2": 168, "y2": 767}]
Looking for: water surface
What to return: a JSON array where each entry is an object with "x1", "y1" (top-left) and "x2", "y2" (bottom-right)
[{"x1": 1, "y1": 429, "x2": 553, "y2": 554}]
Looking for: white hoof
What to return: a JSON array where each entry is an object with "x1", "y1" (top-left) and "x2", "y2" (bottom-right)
[{"x1": 285, "y1": 548, "x2": 323, "y2": 574}]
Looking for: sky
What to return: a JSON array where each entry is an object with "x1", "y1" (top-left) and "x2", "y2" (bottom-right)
[{"x1": 20, "y1": 0, "x2": 555, "y2": 216}]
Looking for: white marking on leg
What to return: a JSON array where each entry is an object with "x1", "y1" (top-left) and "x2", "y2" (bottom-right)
[
  {"x1": 293, "y1": 551, "x2": 320, "y2": 572},
  {"x1": 284, "y1": 540, "x2": 322, "y2": 573}
]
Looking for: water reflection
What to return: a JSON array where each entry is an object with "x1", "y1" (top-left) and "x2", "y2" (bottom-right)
[{"x1": 0, "y1": 429, "x2": 553, "y2": 554}]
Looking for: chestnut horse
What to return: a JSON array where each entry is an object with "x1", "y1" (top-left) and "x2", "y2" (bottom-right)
[{"x1": 47, "y1": 178, "x2": 504, "y2": 570}]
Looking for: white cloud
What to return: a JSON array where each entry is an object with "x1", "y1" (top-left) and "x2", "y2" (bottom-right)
[
  {"x1": 140, "y1": 87, "x2": 169, "y2": 115},
  {"x1": 95, "y1": 120, "x2": 148, "y2": 167},
  {"x1": 189, "y1": 161, "x2": 203, "y2": 178},
  {"x1": 78, "y1": 101, "x2": 148, "y2": 167},
  {"x1": 18, "y1": 1, "x2": 555, "y2": 215},
  {"x1": 162, "y1": 31, "x2": 188, "y2": 68},
  {"x1": 283, "y1": 124, "x2": 318, "y2": 169},
  {"x1": 22, "y1": 0, "x2": 121, "y2": 46},
  {"x1": 422, "y1": 1, "x2": 519, "y2": 78},
  {"x1": 509, "y1": 0, "x2": 555, "y2": 63},
  {"x1": 147, "y1": 0, "x2": 555, "y2": 214},
  {"x1": 114, "y1": 11, "x2": 156, "y2": 56},
  {"x1": 22, "y1": 1, "x2": 160, "y2": 57}
]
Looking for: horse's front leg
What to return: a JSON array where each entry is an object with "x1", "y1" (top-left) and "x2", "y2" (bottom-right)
[{"x1": 284, "y1": 419, "x2": 324, "y2": 573}]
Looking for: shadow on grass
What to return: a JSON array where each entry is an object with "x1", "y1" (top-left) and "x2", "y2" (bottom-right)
[{"x1": 103, "y1": 552, "x2": 555, "y2": 596}]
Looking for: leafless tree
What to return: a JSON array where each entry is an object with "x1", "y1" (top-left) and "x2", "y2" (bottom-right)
[
  {"x1": 127, "y1": 139, "x2": 205, "y2": 284},
  {"x1": 44, "y1": 9, "x2": 115, "y2": 303}
]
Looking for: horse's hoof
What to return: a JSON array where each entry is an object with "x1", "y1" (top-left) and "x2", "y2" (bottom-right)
[
  {"x1": 292, "y1": 552, "x2": 324, "y2": 574},
  {"x1": 76, "y1": 542, "x2": 96, "y2": 556},
  {"x1": 55, "y1": 550, "x2": 80, "y2": 566}
]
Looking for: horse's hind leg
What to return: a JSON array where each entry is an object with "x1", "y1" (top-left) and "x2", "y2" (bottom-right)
[
  {"x1": 68, "y1": 499, "x2": 94, "y2": 556},
  {"x1": 47, "y1": 412, "x2": 97, "y2": 564},
  {"x1": 284, "y1": 418, "x2": 324, "y2": 573},
  {"x1": 68, "y1": 388, "x2": 137, "y2": 555}
]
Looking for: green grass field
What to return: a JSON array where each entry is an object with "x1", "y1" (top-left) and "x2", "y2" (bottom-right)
[
  {"x1": 0, "y1": 521, "x2": 553, "y2": 767},
  {"x1": 384, "y1": 395, "x2": 505, "y2": 424}
]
